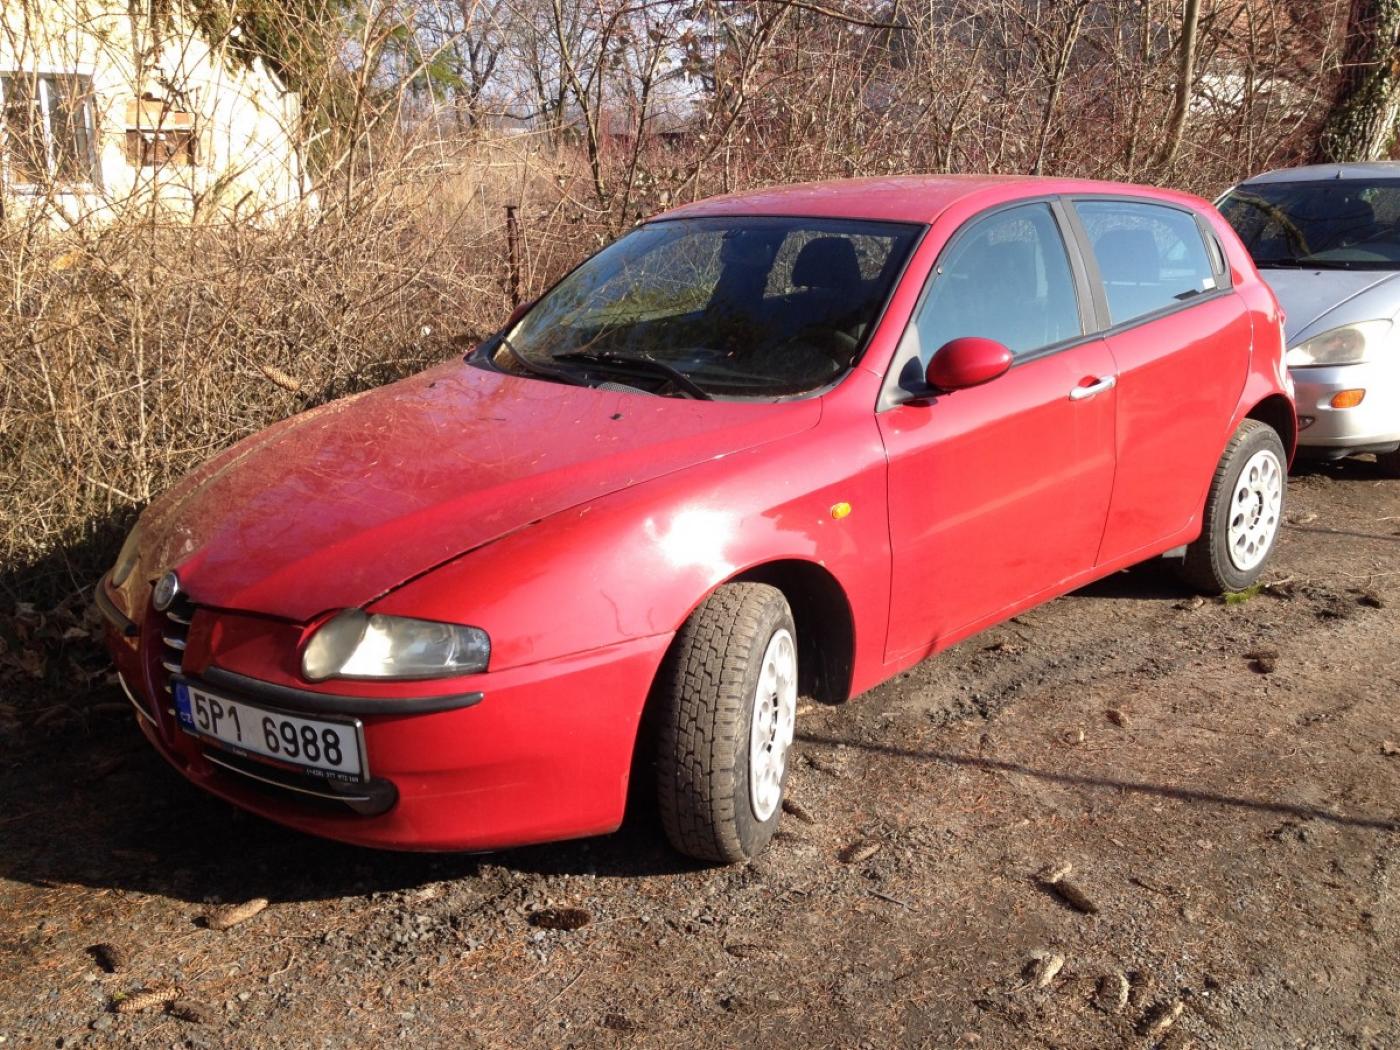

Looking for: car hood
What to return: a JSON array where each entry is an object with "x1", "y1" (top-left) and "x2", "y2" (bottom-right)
[
  {"x1": 139, "y1": 361, "x2": 820, "y2": 621},
  {"x1": 1256, "y1": 267, "x2": 1400, "y2": 345}
]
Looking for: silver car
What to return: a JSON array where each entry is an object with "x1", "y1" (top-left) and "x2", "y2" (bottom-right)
[{"x1": 1218, "y1": 163, "x2": 1400, "y2": 475}]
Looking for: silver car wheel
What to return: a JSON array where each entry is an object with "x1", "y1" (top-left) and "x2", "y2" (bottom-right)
[
  {"x1": 748, "y1": 627, "x2": 797, "y2": 822},
  {"x1": 1227, "y1": 448, "x2": 1283, "y2": 572}
]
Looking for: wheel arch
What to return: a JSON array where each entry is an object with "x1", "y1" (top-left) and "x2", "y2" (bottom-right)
[
  {"x1": 1245, "y1": 393, "x2": 1297, "y2": 463},
  {"x1": 728, "y1": 559, "x2": 856, "y2": 705},
  {"x1": 626, "y1": 558, "x2": 856, "y2": 839}
]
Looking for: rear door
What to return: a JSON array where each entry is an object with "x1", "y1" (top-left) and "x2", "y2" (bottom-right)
[
  {"x1": 878, "y1": 200, "x2": 1118, "y2": 662},
  {"x1": 1067, "y1": 198, "x2": 1252, "y2": 564}
]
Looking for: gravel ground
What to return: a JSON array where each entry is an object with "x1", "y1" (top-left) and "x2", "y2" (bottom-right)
[{"x1": 2, "y1": 459, "x2": 1398, "y2": 1049}]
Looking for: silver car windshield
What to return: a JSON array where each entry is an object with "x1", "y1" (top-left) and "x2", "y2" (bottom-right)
[
  {"x1": 1219, "y1": 179, "x2": 1400, "y2": 270},
  {"x1": 482, "y1": 216, "x2": 922, "y2": 400}
]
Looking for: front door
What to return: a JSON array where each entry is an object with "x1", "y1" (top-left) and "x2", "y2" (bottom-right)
[{"x1": 878, "y1": 201, "x2": 1118, "y2": 663}]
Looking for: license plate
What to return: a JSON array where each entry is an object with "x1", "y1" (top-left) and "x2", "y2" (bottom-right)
[{"x1": 173, "y1": 681, "x2": 365, "y2": 782}]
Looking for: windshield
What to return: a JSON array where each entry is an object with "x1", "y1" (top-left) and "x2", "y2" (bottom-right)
[
  {"x1": 1219, "y1": 179, "x2": 1400, "y2": 269},
  {"x1": 479, "y1": 216, "x2": 922, "y2": 399}
]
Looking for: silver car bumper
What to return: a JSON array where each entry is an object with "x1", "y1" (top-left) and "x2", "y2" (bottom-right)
[{"x1": 1292, "y1": 358, "x2": 1400, "y2": 456}]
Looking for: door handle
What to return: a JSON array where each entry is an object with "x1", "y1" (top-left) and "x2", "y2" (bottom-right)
[{"x1": 1069, "y1": 375, "x2": 1117, "y2": 401}]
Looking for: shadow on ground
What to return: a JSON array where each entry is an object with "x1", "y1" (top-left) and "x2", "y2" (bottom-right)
[
  {"x1": 1069, "y1": 557, "x2": 1185, "y2": 602},
  {"x1": 796, "y1": 730, "x2": 1400, "y2": 834},
  {"x1": 0, "y1": 709, "x2": 697, "y2": 908}
]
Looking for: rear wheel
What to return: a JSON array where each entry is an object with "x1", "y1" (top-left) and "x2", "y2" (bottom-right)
[
  {"x1": 1177, "y1": 419, "x2": 1286, "y2": 594},
  {"x1": 654, "y1": 583, "x2": 797, "y2": 864}
]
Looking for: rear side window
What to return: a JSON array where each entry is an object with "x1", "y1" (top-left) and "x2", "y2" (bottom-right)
[
  {"x1": 913, "y1": 202, "x2": 1082, "y2": 363},
  {"x1": 1075, "y1": 200, "x2": 1218, "y2": 326}
]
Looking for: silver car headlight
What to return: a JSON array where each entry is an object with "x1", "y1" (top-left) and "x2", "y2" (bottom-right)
[
  {"x1": 1286, "y1": 320, "x2": 1392, "y2": 368},
  {"x1": 110, "y1": 526, "x2": 142, "y2": 587},
  {"x1": 302, "y1": 610, "x2": 490, "y2": 681}
]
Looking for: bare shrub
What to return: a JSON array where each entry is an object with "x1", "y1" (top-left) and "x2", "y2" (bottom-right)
[
  {"x1": 0, "y1": 0, "x2": 1362, "y2": 621},
  {"x1": 0, "y1": 133, "x2": 599, "y2": 604}
]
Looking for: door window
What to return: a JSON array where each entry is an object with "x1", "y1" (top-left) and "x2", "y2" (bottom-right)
[
  {"x1": 913, "y1": 202, "x2": 1082, "y2": 367},
  {"x1": 1075, "y1": 200, "x2": 1218, "y2": 326}
]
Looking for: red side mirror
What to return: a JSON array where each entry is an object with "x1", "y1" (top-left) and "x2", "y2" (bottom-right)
[{"x1": 925, "y1": 337, "x2": 1014, "y2": 392}]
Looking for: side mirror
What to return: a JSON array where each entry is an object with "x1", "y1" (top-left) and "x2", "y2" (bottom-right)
[
  {"x1": 925, "y1": 337, "x2": 1013, "y2": 392},
  {"x1": 504, "y1": 298, "x2": 535, "y2": 329}
]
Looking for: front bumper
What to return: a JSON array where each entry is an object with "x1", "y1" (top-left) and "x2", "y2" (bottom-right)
[
  {"x1": 1291, "y1": 359, "x2": 1400, "y2": 456},
  {"x1": 100, "y1": 577, "x2": 673, "y2": 851}
]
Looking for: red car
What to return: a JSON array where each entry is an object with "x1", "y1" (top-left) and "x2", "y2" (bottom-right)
[{"x1": 98, "y1": 176, "x2": 1294, "y2": 863}]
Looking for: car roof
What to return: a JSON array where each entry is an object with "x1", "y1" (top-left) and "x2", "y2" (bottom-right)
[
  {"x1": 655, "y1": 174, "x2": 1212, "y2": 226},
  {"x1": 1238, "y1": 162, "x2": 1400, "y2": 186}
]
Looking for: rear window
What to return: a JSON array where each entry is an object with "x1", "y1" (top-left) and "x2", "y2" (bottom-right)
[{"x1": 1075, "y1": 200, "x2": 1219, "y2": 326}]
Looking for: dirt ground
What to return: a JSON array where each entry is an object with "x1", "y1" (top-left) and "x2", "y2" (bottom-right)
[{"x1": 2, "y1": 458, "x2": 1398, "y2": 1050}]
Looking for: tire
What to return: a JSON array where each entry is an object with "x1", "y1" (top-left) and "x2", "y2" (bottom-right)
[
  {"x1": 1177, "y1": 419, "x2": 1287, "y2": 594},
  {"x1": 1375, "y1": 448, "x2": 1400, "y2": 478},
  {"x1": 654, "y1": 583, "x2": 797, "y2": 864}
]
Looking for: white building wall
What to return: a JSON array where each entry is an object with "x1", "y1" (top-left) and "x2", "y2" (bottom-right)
[{"x1": 0, "y1": 0, "x2": 308, "y2": 223}]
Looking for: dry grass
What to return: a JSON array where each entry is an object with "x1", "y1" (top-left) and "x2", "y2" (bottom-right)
[{"x1": 0, "y1": 135, "x2": 607, "y2": 603}]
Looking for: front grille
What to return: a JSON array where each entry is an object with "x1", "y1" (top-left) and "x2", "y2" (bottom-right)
[
  {"x1": 152, "y1": 594, "x2": 196, "y2": 694},
  {"x1": 131, "y1": 589, "x2": 200, "y2": 728}
]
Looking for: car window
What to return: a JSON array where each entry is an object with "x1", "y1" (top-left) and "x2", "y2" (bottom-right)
[
  {"x1": 1075, "y1": 200, "x2": 1218, "y2": 325},
  {"x1": 1218, "y1": 179, "x2": 1400, "y2": 269},
  {"x1": 912, "y1": 202, "x2": 1081, "y2": 365},
  {"x1": 492, "y1": 216, "x2": 922, "y2": 399}
]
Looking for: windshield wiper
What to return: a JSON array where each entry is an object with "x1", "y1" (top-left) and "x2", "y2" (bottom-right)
[
  {"x1": 554, "y1": 349, "x2": 713, "y2": 400},
  {"x1": 487, "y1": 333, "x2": 589, "y2": 387}
]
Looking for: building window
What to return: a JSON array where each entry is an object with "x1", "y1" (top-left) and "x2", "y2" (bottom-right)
[
  {"x1": 0, "y1": 73, "x2": 98, "y2": 185},
  {"x1": 126, "y1": 99, "x2": 197, "y2": 168}
]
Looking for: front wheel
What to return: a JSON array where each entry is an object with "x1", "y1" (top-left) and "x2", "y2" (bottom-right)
[
  {"x1": 654, "y1": 583, "x2": 797, "y2": 864},
  {"x1": 1177, "y1": 419, "x2": 1287, "y2": 594}
]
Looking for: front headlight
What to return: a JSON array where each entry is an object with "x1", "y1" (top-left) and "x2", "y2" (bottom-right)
[
  {"x1": 301, "y1": 610, "x2": 490, "y2": 681},
  {"x1": 1286, "y1": 320, "x2": 1393, "y2": 367},
  {"x1": 110, "y1": 526, "x2": 142, "y2": 587}
]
